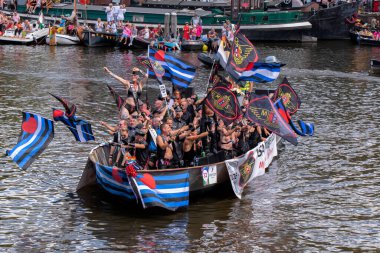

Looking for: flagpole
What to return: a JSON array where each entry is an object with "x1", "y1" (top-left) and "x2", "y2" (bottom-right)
[
  {"x1": 146, "y1": 45, "x2": 150, "y2": 105},
  {"x1": 205, "y1": 60, "x2": 216, "y2": 94}
]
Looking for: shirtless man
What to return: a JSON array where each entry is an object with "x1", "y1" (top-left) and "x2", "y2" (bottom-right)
[
  {"x1": 156, "y1": 123, "x2": 174, "y2": 169},
  {"x1": 217, "y1": 119, "x2": 240, "y2": 159},
  {"x1": 183, "y1": 129, "x2": 209, "y2": 167}
]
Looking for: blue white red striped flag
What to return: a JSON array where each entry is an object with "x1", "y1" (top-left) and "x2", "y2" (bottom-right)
[
  {"x1": 95, "y1": 163, "x2": 137, "y2": 200},
  {"x1": 6, "y1": 112, "x2": 54, "y2": 170},
  {"x1": 148, "y1": 49, "x2": 196, "y2": 88},
  {"x1": 130, "y1": 170, "x2": 190, "y2": 211},
  {"x1": 53, "y1": 109, "x2": 95, "y2": 142}
]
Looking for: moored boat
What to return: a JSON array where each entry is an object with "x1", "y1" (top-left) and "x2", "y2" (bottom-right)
[
  {"x1": 181, "y1": 39, "x2": 204, "y2": 51},
  {"x1": 370, "y1": 59, "x2": 380, "y2": 74},
  {"x1": 46, "y1": 33, "x2": 81, "y2": 46},
  {"x1": 82, "y1": 30, "x2": 120, "y2": 47},
  {"x1": 0, "y1": 28, "x2": 49, "y2": 45},
  {"x1": 349, "y1": 30, "x2": 380, "y2": 46},
  {"x1": 132, "y1": 36, "x2": 154, "y2": 49},
  {"x1": 77, "y1": 134, "x2": 281, "y2": 211},
  {"x1": 197, "y1": 52, "x2": 217, "y2": 67}
]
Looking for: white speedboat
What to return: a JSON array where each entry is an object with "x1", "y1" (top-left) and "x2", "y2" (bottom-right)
[
  {"x1": 46, "y1": 33, "x2": 81, "y2": 46},
  {"x1": 0, "y1": 28, "x2": 49, "y2": 45}
]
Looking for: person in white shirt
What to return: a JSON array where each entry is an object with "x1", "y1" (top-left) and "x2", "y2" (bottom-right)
[
  {"x1": 117, "y1": 4, "x2": 126, "y2": 21},
  {"x1": 113, "y1": 3, "x2": 120, "y2": 22},
  {"x1": 105, "y1": 3, "x2": 114, "y2": 23},
  {"x1": 141, "y1": 25, "x2": 150, "y2": 39},
  {"x1": 95, "y1": 18, "x2": 104, "y2": 32}
]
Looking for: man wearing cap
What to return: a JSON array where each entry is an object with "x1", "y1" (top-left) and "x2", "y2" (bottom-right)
[
  {"x1": 129, "y1": 129, "x2": 149, "y2": 168},
  {"x1": 173, "y1": 106, "x2": 186, "y2": 130}
]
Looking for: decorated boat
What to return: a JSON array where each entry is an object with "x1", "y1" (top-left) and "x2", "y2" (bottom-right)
[
  {"x1": 76, "y1": 134, "x2": 280, "y2": 211},
  {"x1": 0, "y1": 27, "x2": 49, "y2": 45},
  {"x1": 152, "y1": 40, "x2": 181, "y2": 51},
  {"x1": 82, "y1": 30, "x2": 120, "y2": 47},
  {"x1": 181, "y1": 39, "x2": 204, "y2": 51},
  {"x1": 370, "y1": 59, "x2": 380, "y2": 74}
]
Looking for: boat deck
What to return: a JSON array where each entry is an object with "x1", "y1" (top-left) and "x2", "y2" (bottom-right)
[{"x1": 52, "y1": 3, "x2": 211, "y2": 16}]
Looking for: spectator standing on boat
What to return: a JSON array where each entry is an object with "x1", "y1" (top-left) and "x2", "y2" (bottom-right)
[
  {"x1": 221, "y1": 22, "x2": 228, "y2": 37},
  {"x1": 226, "y1": 19, "x2": 236, "y2": 34},
  {"x1": 226, "y1": 26, "x2": 234, "y2": 43},
  {"x1": 105, "y1": 3, "x2": 114, "y2": 23},
  {"x1": 130, "y1": 129, "x2": 149, "y2": 169},
  {"x1": 95, "y1": 18, "x2": 104, "y2": 32},
  {"x1": 152, "y1": 24, "x2": 163, "y2": 39},
  {"x1": 190, "y1": 25, "x2": 197, "y2": 40},
  {"x1": 113, "y1": 3, "x2": 120, "y2": 22},
  {"x1": 196, "y1": 24, "x2": 202, "y2": 40},
  {"x1": 190, "y1": 13, "x2": 202, "y2": 26},
  {"x1": 183, "y1": 22, "x2": 190, "y2": 40},
  {"x1": 117, "y1": 4, "x2": 126, "y2": 22},
  {"x1": 12, "y1": 11, "x2": 20, "y2": 24}
]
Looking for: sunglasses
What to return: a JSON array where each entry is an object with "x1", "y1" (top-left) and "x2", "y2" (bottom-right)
[{"x1": 131, "y1": 115, "x2": 139, "y2": 119}]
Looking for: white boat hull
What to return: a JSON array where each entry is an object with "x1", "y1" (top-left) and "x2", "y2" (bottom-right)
[
  {"x1": 46, "y1": 34, "x2": 81, "y2": 46},
  {"x1": 0, "y1": 28, "x2": 49, "y2": 45}
]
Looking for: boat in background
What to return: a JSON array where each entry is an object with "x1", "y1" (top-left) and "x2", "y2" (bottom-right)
[
  {"x1": 197, "y1": 52, "x2": 217, "y2": 67},
  {"x1": 46, "y1": 33, "x2": 81, "y2": 45},
  {"x1": 370, "y1": 59, "x2": 380, "y2": 74},
  {"x1": 349, "y1": 30, "x2": 380, "y2": 46},
  {"x1": 181, "y1": 39, "x2": 204, "y2": 51},
  {"x1": 82, "y1": 30, "x2": 120, "y2": 47},
  {"x1": 0, "y1": 28, "x2": 49, "y2": 45}
]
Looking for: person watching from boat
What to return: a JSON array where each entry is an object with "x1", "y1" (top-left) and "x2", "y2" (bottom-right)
[
  {"x1": 152, "y1": 24, "x2": 163, "y2": 39},
  {"x1": 172, "y1": 106, "x2": 186, "y2": 130},
  {"x1": 190, "y1": 13, "x2": 202, "y2": 26},
  {"x1": 226, "y1": 20, "x2": 236, "y2": 34},
  {"x1": 196, "y1": 24, "x2": 202, "y2": 40},
  {"x1": 110, "y1": 20, "x2": 117, "y2": 34},
  {"x1": 190, "y1": 25, "x2": 197, "y2": 40},
  {"x1": 105, "y1": 3, "x2": 114, "y2": 23},
  {"x1": 221, "y1": 22, "x2": 228, "y2": 37},
  {"x1": 182, "y1": 22, "x2": 190, "y2": 40},
  {"x1": 95, "y1": 18, "x2": 104, "y2": 32},
  {"x1": 140, "y1": 24, "x2": 150, "y2": 39},
  {"x1": 156, "y1": 123, "x2": 174, "y2": 169},
  {"x1": 120, "y1": 23, "x2": 131, "y2": 44},
  {"x1": 13, "y1": 21, "x2": 22, "y2": 37},
  {"x1": 113, "y1": 3, "x2": 120, "y2": 22},
  {"x1": 207, "y1": 28, "x2": 218, "y2": 51},
  {"x1": 117, "y1": 4, "x2": 126, "y2": 22},
  {"x1": 12, "y1": 11, "x2": 19, "y2": 24},
  {"x1": 130, "y1": 24, "x2": 138, "y2": 46}
]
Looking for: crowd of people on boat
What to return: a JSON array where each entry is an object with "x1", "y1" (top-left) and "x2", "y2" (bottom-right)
[
  {"x1": 352, "y1": 17, "x2": 380, "y2": 40},
  {"x1": 0, "y1": 11, "x2": 44, "y2": 36},
  {"x1": 100, "y1": 66, "x2": 272, "y2": 170}
]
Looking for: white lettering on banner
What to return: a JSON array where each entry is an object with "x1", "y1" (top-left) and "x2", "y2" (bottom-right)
[
  {"x1": 225, "y1": 134, "x2": 278, "y2": 199},
  {"x1": 159, "y1": 84, "x2": 167, "y2": 98}
]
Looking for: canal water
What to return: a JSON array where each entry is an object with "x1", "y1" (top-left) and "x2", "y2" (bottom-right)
[{"x1": 0, "y1": 41, "x2": 379, "y2": 252}]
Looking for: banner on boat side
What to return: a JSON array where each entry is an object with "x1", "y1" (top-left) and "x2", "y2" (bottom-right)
[
  {"x1": 202, "y1": 165, "x2": 217, "y2": 186},
  {"x1": 225, "y1": 134, "x2": 278, "y2": 199}
]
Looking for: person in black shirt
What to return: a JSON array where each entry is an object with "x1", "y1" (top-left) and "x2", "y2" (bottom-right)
[{"x1": 129, "y1": 129, "x2": 149, "y2": 169}]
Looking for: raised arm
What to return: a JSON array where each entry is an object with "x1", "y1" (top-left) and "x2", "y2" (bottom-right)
[{"x1": 104, "y1": 67, "x2": 131, "y2": 90}]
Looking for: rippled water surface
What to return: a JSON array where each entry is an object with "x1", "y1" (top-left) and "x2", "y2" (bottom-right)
[{"x1": 0, "y1": 42, "x2": 379, "y2": 252}]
